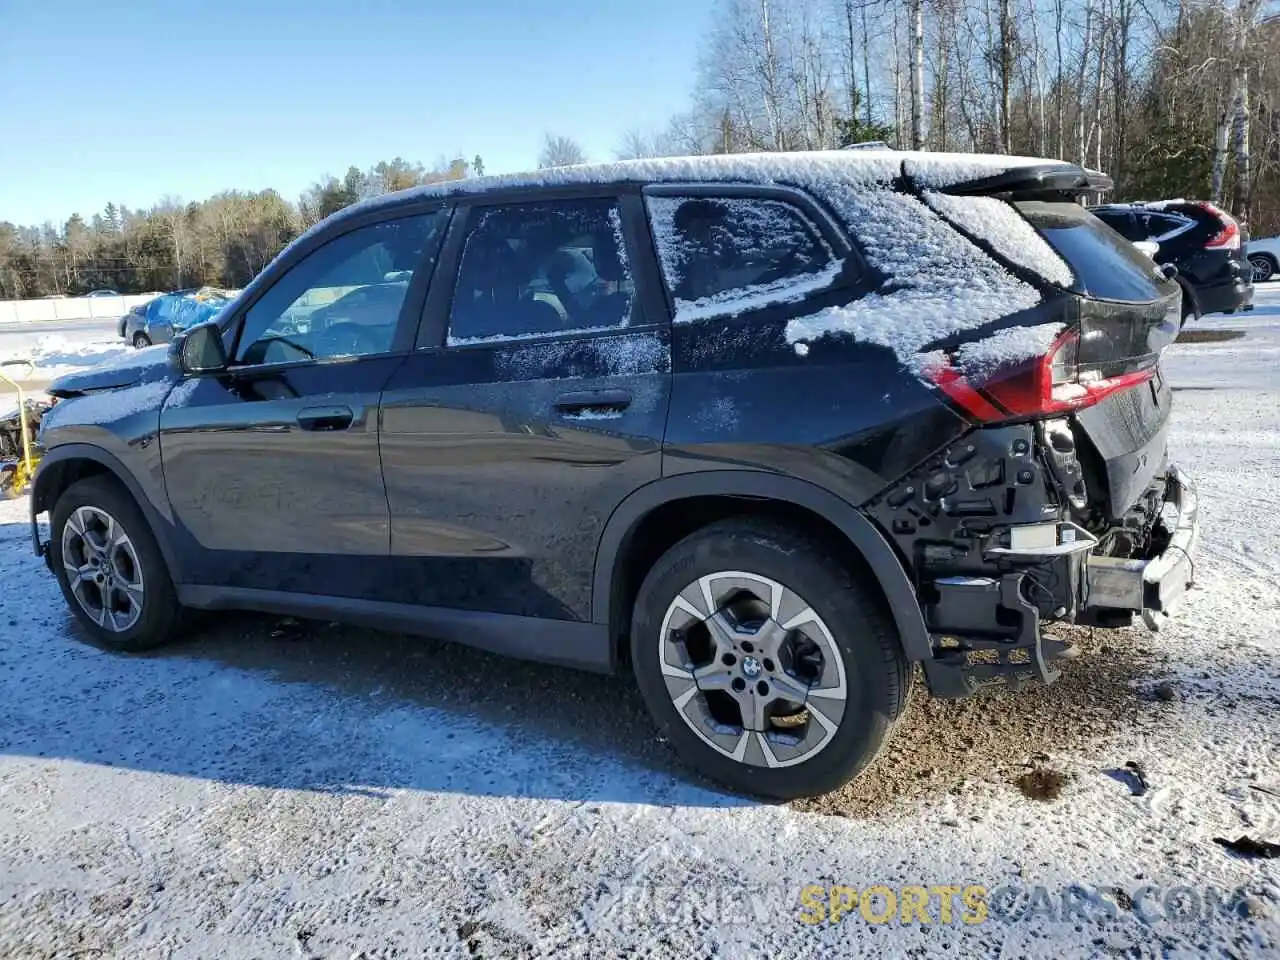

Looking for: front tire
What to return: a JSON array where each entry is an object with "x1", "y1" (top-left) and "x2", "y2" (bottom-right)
[
  {"x1": 50, "y1": 476, "x2": 184, "y2": 651},
  {"x1": 630, "y1": 518, "x2": 911, "y2": 799},
  {"x1": 1249, "y1": 253, "x2": 1275, "y2": 283},
  {"x1": 133, "y1": 332, "x2": 152, "y2": 348}
]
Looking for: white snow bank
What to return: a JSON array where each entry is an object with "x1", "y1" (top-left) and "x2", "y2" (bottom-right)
[{"x1": 0, "y1": 333, "x2": 133, "y2": 381}]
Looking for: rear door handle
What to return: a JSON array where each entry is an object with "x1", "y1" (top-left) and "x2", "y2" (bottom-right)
[
  {"x1": 553, "y1": 389, "x2": 632, "y2": 413},
  {"x1": 297, "y1": 405, "x2": 354, "y2": 431}
]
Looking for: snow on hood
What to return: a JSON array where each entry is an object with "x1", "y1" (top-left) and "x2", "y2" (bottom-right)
[{"x1": 48, "y1": 343, "x2": 173, "y2": 396}]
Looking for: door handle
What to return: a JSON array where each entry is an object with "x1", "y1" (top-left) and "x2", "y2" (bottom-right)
[
  {"x1": 553, "y1": 389, "x2": 632, "y2": 413},
  {"x1": 297, "y1": 405, "x2": 355, "y2": 431}
]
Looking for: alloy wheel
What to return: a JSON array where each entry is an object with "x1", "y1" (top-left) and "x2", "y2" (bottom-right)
[
  {"x1": 1249, "y1": 255, "x2": 1272, "y2": 283},
  {"x1": 60, "y1": 505, "x2": 145, "y2": 632},
  {"x1": 658, "y1": 571, "x2": 847, "y2": 768}
]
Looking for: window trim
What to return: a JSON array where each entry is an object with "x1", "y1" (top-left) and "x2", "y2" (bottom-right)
[
  {"x1": 415, "y1": 189, "x2": 663, "y2": 351},
  {"x1": 215, "y1": 201, "x2": 452, "y2": 375},
  {"x1": 638, "y1": 183, "x2": 863, "y2": 325}
]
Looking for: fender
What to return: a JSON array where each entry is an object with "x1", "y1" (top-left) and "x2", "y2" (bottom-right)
[
  {"x1": 30, "y1": 444, "x2": 187, "y2": 582},
  {"x1": 591, "y1": 470, "x2": 932, "y2": 662}
]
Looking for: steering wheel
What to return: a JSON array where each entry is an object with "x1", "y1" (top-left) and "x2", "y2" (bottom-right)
[{"x1": 316, "y1": 321, "x2": 383, "y2": 358}]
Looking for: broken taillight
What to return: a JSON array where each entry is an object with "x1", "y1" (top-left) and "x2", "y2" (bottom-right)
[
  {"x1": 1200, "y1": 203, "x2": 1241, "y2": 251},
  {"x1": 923, "y1": 329, "x2": 1157, "y2": 423}
]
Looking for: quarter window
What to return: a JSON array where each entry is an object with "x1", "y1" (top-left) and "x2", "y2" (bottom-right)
[
  {"x1": 235, "y1": 212, "x2": 448, "y2": 365},
  {"x1": 646, "y1": 195, "x2": 838, "y2": 321},
  {"x1": 447, "y1": 198, "x2": 635, "y2": 344}
]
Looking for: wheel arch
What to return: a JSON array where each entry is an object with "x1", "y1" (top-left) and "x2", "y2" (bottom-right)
[
  {"x1": 33, "y1": 445, "x2": 183, "y2": 579},
  {"x1": 1249, "y1": 250, "x2": 1278, "y2": 277},
  {"x1": 592, "y1": 471, "x2": 931, "y2": 669}
]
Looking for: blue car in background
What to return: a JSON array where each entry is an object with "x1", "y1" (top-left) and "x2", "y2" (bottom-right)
[{"x1": 122, "y1": 288, "x2": 233, "y2": 347}]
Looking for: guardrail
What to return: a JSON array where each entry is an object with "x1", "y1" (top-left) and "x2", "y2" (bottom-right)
[{"x1": 0, "y1": 294, "x2": 166, "y2": 324}]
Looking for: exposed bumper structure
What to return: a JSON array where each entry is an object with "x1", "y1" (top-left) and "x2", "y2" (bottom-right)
[{"x1": 1085, "y1": 466, "x2": 1199, "y2": 614}]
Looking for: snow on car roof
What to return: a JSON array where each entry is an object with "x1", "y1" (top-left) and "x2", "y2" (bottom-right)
[{"x1": 350, "y1": 150, "x2": 1070, "y2": 213}]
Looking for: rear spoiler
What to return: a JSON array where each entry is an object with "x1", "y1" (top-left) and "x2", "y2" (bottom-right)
[{"x1": 921, "y1": 162, "x2": 1114, "y2": 199}]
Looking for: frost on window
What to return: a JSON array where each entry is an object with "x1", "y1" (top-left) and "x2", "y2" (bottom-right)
[
  {"x1": 646, "y1": 195, "x2": 840, "y2": 323},
  {"x1": 447, "y1": 198, "x2": 635, "y2": 345},
  {"x1": 785, "y1": 182, "x2": 1043, "y2": 371},
  {"x1": 922, "y1": 192, "x2": 1075, "y2": 288}
]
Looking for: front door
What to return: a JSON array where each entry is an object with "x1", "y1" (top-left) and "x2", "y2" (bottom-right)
[
  {"x1": 378, "y1": 193, "x2": 672, "y2": 621},
  {"x1": 158, "y1": 208, "x2": 450, "y2": 596}
]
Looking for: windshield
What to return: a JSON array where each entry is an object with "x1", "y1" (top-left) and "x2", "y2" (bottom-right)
[{"x1": 1014, "y1": 200, "x2": 1167, "y2": 302}]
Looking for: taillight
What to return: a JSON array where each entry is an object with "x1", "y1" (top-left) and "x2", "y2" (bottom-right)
[
  {"x1": 923, "y1": 330, "x2": 1156, "y2": 423},
  {"x1": 1199, "y1": 202, "x2": 1241, "y2": 250}
]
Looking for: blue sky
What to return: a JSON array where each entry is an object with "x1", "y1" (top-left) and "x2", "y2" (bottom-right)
[{"x1": 0, "y1": 0, "x2": 711, "y2": 227}]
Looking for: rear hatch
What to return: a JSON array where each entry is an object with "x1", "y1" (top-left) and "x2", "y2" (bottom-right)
[
  {"x1": 911, "y1": 162, "x2": 1181, "y2": 523},
  {"x1": 1013, "y1": 200, "x2": 1180, "y2": 519}
]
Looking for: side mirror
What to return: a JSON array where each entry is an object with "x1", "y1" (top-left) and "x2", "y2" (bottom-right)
[
  {"x1": 172, "y1": 321, "x2": 228, "y2": 375},
  {"x1": 1133, "y1": 240, "x2": 1160, "y2": 259},
  {"x1": 1160, "y1": 263, "x2": 1179, "y2": 280}
]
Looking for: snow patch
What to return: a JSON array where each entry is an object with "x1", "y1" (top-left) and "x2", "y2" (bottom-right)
[
  {"x1": 923, "y1": 191, "x2": 1075, "y2": 288},
  {"x1": 953, "y1": 323, "x2": 1066, "y2": 378},
  {"x1": 41, "y1": 380, "x2": 171, "y2": 428},
  {"x1": 560, "y1": 408, "x2": 623, "y2": 421},
  {"x1": 784, "y1": 184, "x2": 1042, "y2": 366},
  {"x1": 1, "y1": 334, "x2": 134, "y2": 381}
]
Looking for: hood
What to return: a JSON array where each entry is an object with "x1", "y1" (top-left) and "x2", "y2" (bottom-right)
[{"x1": 47, "y1": 344, "x2": 173, "y2": 398}]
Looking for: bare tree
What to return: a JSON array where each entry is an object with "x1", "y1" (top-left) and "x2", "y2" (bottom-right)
[
  {"x1": 537, "y1": 134, "x2": 588, "y2": 169},
  {"x1": 909, "y1": 0, "x2": 926, "y2": 148}
]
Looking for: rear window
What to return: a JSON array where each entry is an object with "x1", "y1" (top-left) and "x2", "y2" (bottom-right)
[
  {"x1": 1015, "y1": 201, "x2": 1165, "y2": 302},
  {"x1": 646, "y1": 194, "x2": 841, "y2": 322}
]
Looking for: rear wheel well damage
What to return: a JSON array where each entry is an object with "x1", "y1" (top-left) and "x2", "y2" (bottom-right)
[{"x1": 600, "y1": 489, "x2": 924, "y2": 671}]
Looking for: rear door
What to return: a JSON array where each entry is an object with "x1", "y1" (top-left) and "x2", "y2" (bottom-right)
[
  {"x1": 158, "y1": 206, "x2": 451, "y2": 595},
  {"x1": 377, "y1": 190, "x2": 671, "y2": 622}
]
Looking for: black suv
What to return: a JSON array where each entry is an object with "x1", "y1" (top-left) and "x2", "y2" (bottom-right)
[
  {"x1": 30, "y1": 152, "x2": 1199, "y2": 799},
  {"x1": 1089, "y1": 200, "x2": 1253, "y2": 322}
]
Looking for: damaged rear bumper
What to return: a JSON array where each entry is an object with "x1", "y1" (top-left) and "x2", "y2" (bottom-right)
[{"x1": 1084, "y1": 466, "x2": 1199, "y2": 615}]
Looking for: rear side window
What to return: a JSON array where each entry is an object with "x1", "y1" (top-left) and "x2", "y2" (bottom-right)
[
  {"x1": 646, "y1": 194, "x2": 839, "y2": 322},
  {"x1": 447, "y1": 198, "x2": 635, "y2": 344},
  {"x1": 1015, "y1": 201, "x2": 1165, "y2": 302}
]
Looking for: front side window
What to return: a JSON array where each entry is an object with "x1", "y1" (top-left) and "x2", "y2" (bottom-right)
[
  {"x1": 235, "y1": 211, "x2": 447, "y2": 365},
  {"x1": 447, "y1": 198, "x2": 635, "y2": 344},
  {"x1": 646, "y1": 194, "x2": 838, "y2": 322}
]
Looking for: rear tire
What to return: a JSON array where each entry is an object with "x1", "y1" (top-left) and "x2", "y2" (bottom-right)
[
  {"x1": 50, "y1": 476, "x2": 184, "y2": 652},
  {"x1": 133, "y1": 332, "x2": 151, "y2": 348},
  {"x1": 1249, "y1": 253, "x2": 1275, "y2": 283},
  {"x1": 630, "y1": 518, "x2": 911, "y2": 799}
]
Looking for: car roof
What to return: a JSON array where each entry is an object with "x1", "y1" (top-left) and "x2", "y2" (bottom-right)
[{"x1": 326, "y1": 150, "x2": 1081, "y2": 223}]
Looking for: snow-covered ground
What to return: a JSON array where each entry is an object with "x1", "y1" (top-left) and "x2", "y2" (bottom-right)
[
  {"x1": 0, "y1": 329, "x2": 131, "y2": 383},
  {"x1": 0, "y1": 296, "x2": 1277, "y2": 957}
]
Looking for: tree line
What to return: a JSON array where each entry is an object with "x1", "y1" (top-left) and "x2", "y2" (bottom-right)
[
  {"x1": 0, "y1": 156, "x2": 482, "y2": 300},
  {"x1": 7, "y1": 0, "x2": 1280, "y2": 300},
  {"x1": 612, "y1": 0, "x2": 1280, "y2": 233}
]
